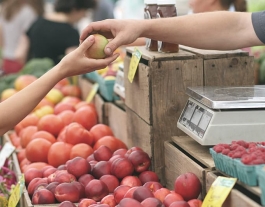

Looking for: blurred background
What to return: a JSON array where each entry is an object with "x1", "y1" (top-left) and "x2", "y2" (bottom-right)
[{"x1": 0, "y1": 0, "x2": 265, "y2": 83}]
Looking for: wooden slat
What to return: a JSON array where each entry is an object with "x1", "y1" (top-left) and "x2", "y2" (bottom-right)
[
  {"x1": 105, "y1": 103, "x2": 129, "y2": 146},
  {"x1": 171, "y1": 136, "x2": 215, "y2": 169},
  {"x1": 180, "y1": 45, "x2": 249, "y2": 59},
  {"x1": 124, "y1": 56, "x2": 151, "y2": 124},
  {"x1": 126, "y1": 46, "x2": 197, "y2": 61},
  {"x1": 126, "y1": 107, "x2": 152, "y2": 157},
  {"x1": 204, "y1": 56, "x2": 255, "y2": 86},
  {"x1": 164, "y1": 141, "x2": 206, "y2": 197}
]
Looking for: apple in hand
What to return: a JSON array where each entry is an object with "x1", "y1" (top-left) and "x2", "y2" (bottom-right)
[{"x1": 85, "y1": 34, "x2": 109, "y2": 59}]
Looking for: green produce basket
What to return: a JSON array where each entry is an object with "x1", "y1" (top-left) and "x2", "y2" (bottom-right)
[
  {"x1": 234, "y1": 159, "x2": 263, "y2": 186},
  {"x1": 84, "y1": 71, "x2": 99, "y2": 83},
  {"x1": 210, "y1": 148, "x2": 225, "y2": 172},
  {"x1": 257, "y1": 166, "x2": 265, "y2": 206},
  {"x1": 84, "y1": 71, "x2": 119, "y2": 102}
]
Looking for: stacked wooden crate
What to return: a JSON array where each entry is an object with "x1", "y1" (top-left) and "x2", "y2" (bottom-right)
[{"x1": 123, "y1": 46, "x2": 254, "y2": 184}]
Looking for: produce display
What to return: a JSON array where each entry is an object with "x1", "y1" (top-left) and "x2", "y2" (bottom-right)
[
  {"x1": 0, "y1": 154, "x2": 17, "y2": 207},
  {"x1": 211, "y1": 140, "x2": 265, "y2": 186}
]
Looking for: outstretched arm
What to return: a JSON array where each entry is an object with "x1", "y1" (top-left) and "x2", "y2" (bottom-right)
[
  {"x1": 80, "y1": 11, "x2": 264, "y2": 56},
  {"x1": 0, "y1": 35, "x2": 119, "y2": 136}
]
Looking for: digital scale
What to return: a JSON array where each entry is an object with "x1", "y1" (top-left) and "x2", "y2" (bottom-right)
[
  {"x1": 177, "y1": 86, "x2": 265, "y2": 146},
  {"x1": 113, "y1": 64, "x2": 125, "y2": 100}
]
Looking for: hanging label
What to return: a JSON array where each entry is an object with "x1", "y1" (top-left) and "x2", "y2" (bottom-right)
[
  {"x1": 202, "y1": 176, "x2": 237, "y2": 207},
  {"x1": 8, "y1": 175, "x2": 25, "y2": 207},
  {"x1": 0, "y1": 142, "x2": 15, "y2": 168},
  {"x1": 85, "y1": 83, "x2": 99, "y2": 103},
  {"x1": 128, "y1": 48, "x2": 142, "y2": 83}
]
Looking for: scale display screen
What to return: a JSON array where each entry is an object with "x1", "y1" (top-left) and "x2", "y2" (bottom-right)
[{"x1": 179, "y1": 100, "x2": 213, "y2": 138}]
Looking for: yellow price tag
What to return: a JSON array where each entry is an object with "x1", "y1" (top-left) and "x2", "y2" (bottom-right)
[
  {"x1": 202, "y1": 176, "x2": 237, "y2": 207},
  {"x1": 85, "y1": 83, "x2": 99, "y2": 103},
  {"x1": 8, "y1": 175, "x2": 25, "y2": 207},
  {"x1": 128, "y1": 48, "x2": 142, "y2": 83}
]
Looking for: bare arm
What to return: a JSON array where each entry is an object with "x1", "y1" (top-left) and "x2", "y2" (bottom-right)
[
  {"x1": 0, "y1": 35, "x2": 119, "y2": 136},
  {"x1": 80, "y1": 11, "x2": 263, "y2": 55}
]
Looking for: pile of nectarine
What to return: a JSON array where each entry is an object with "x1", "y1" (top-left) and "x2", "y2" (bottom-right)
[{"x1": 24, "y1": 145, "x2": 203, "y2": 207}]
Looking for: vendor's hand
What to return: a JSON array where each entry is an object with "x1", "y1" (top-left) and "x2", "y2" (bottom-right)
[
  {"x1": 58, "y1": 35, "x2": 119, "y2": 78},
  {"x1": 80, "y1": 19, "x2": 143, "y2": 56}
]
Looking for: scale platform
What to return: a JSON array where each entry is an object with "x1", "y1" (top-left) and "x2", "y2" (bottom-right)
[{"x1": 177, "y1": 86, "x2": 265, "y2": 145}]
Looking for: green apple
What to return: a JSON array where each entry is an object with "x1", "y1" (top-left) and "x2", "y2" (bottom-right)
[{"x1": 85, "y1": 34, "x2": 109, "y2": 59}]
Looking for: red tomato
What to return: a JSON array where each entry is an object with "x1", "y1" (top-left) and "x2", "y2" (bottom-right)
[
  {"x1": 93, "y1": 136, "x2": 128, "y2": 152},
  {"x1": 47, "y1": 142, "x2": 73, "y2": 167},
  {"x1": 37, "y1": 114, "x2": 64, "y2": 137},
  {"x1": 64, "y1": 122, "x2": 94, "y2": 146},
  {"x1": 26, "y1": 138, "x2": 52, "y2": 162},
  {"x1": 73, "y1": 105, "x2": 97, "y2": 130},
  {"x1": 90, "y1": 124, "x2": 114, "y2": 144}
]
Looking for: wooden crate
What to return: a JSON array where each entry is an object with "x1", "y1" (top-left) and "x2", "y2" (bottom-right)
[
  {"x1": 164, "y1": 136, "x2": 215, "y2": 198},
  {"x1": 124, "y1": 46, "x2": 254, "y2": 183},
  {"x1": 206, "y1": 171, "x2": 262, "y2": 207},
  {"x1": 180, "y1": 45, "x2": 255, "y2": 86},
  {"x1": 104, "y1": 101, "x2": 129, "y2": 147}
]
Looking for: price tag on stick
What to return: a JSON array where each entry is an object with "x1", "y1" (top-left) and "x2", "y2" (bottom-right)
[
  {"x1": 85, "y1": 83, "x2": 99, "y2": 103},
  {"x1": 8, "y1": 175, "x2": 25, "y2": 207},
  {"x1": 202, "y1": 176, "x2": 237, "y2": 207},
  {"x1": 128, "y1": 48, "x2": 142, "y2": 83}
]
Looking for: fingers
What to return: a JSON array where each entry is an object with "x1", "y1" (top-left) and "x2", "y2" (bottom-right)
[
  {"x1": 78, "y1": 35, "x2": 95, "y2": 53},
  {"x1": 88, "y1": 53, "x2": 120, "y2": 70},
  {"x1": 104, "y1": 35, "x2": 125, "y2": 56}
]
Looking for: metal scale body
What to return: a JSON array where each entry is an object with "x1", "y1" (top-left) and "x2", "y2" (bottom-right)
[{"x1": 177, "y1": 86, "x2": 265, "y2": 145}]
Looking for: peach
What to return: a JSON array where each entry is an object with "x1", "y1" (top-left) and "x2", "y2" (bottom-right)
[
  {"x1": 100, "y1": 174, "x2": 120, "y2": 193},
  {"x1": 174, "y1": 173, "x2": 202, "y2": 201},
  {"x1": 128, "y1": 150, "x2": 151, "y2": 173},
  {"x1": 125, "y1": 147, "x2": 143, "y2": 158},
  {"x1": 55, "y1": 182, "x2": 80, "y2": 203},
  {"x1": 133, "y1": 186, "x2": 154, "y2": 202},
  {"x1": 46, "y1": 182, "x2": 59, "y2": 194},
  {"x1": 57, "y1": 165, "x2": 66, "y2": 170},
  {"x1": 168, "y1": 201, "x2": 190, "y2": 207},
  {"x1": 143, "y1": 181, "x2": 163, "y2": 193},
  {"x1": 72, "y1": 181, "x2": 86, "y2": 199},
  {"x1": 54, "y1": 171, "x2": 76, "y2": 183},
  {"x1": 109, "y1": 155, "x2": 123, "y2": 165},
  {"x1": 119, "y1": 198, "x2": 143, "y2": 207},
  {"x1": 58, "y1": 201, "x2": 76, "y2": 207},
  {"x1": 113, "y1": 185, "x2": 131, "y2": 203},
  {"x1": 91, "y1": 161, "x2": 111, "y2": 178},
  {"x1": 154, "y1": 188, "x2": 171, "y2": 203},
  {"x1": 32, "y1": 188, "x2": 55, "y2": 204},
  {"x1": 101, "y1": 194, "x2": 117, "y2": 207},
  {"x1": 139, "y1": 171, "x2": 159, "y2": 184},
  {"x1": 43, "y1": 167, "x2": 57, "y2": 178},
  {"x1": 66, "y1": 156, "x2": 91, "y2": 178},
  {"x1": 34, "y1": 183, "x2": 48, "y2": 193},
  {"x1": 164, "y1": 193, "x2": 184, "y2": 207},
  {"x1": 124, "y1": 186, "x2": 139, "y2": 198},
  {"x1": 187, "y1": 199, "x2": 202, "y2": 207},
  {"x1": 121, "y1": 176, "x2": 142, "y2": 188},
  {"x1": 85, "y1": 34, "x2": 109, "y2": 59},
  {"x1": 111, "y1": 158, "x2": 134, "y2": 179},
  {"x1": 85, "y1": 179, "x2": 109, "y2": 202},
  {"x1": 24, "y1": 168, "x2": 43, "y2": 186},
  {"x1": 141, "y1": 197, "x2": 164, "y2": 207},
  {"x1": 113, "y1": 148, "x2": 127, "y2": 157},
  {"x1": 94, "y1": 145, "x2": 113, "y2": 161},
  {"x1": 27, "y1": 177, "x2": 48, "y2": 196},
  {"x1": 78, "y1": 174, "x2": 95, "y2": 187},
  {"x1": 87, "y1": 154, "x2": 95, "y2": 162},
  {"x1": 78, "y1": 198, "x2": 97, "y2": 207}
]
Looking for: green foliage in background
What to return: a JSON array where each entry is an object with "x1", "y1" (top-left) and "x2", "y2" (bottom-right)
[{"x1": 0, "y1": 58, "x2": 54, "y2": 93}]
